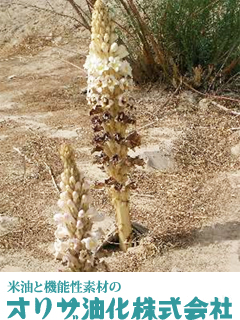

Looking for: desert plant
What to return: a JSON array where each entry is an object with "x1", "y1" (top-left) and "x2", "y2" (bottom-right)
[
  {"x1": 114, "y1": 0, "x2": 240, "y2": 87},
  {"x1": 54, "y1": 144, "x2": 104, "y2": 271},
  {"x1": 84, "y1": 0, "x2": 144, "y2": 251}
]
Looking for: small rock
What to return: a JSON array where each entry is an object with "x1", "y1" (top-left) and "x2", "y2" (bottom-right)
[
  {"x1": 8, "y1": 75, "x2": 16, "y2": 80},
  {"x1": 0, "y1": 216, "x2": 20, "y2": 236},
  {"x1": 53, "y1": 36, "x2": 62, "y2": 44},
  {"x1": 129, "y1": 144, "x2": 175, "y2": 171},
  {"x1": 198, "y1": 98, "x2": 210, "y2": 111},
  {"x1": 81, "y1": 87, "x2": 87, "y2": 94}
]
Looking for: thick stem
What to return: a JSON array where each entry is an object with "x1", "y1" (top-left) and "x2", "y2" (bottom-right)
[{"x1": 112, "y1": 190, "x2": 132, "y2": 251}]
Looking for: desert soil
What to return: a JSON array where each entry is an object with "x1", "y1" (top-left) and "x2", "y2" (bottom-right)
[{"x1": 1, "y1": 0, "x2": 240, "y2": 272}]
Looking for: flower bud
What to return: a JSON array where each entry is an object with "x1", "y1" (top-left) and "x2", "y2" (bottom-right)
[
  {"x1": 59, "y1": 181, "x2": 66, "y2": 191},
  {"x1": 78, "y1": 210, "x2": 85, "y2": 218},
  {"x1": 60, "y1": 191, "x2": 69, "y2": 202},
  {"x1": 77, "y1": 220, "x2": 84, "y2": 229},
  {"x1": 72, "y1": 191, "x2": 79, "y2": 203},
  {"x1": 63, "y1": 212, "x2": 76, "y2": 224},
  {"x1": 67, "y1": 199, "x2": 78, "y2": 214},
  {"x1": 82, "y1": 180, "x2": 90, "y2": 191},
  {"x1": 110, "y1": 42, "x2": 118, "y2": 53},
  {"x1": 75, "y1": 181, "x2": 81, "y2": 191},
  {"x1": 61, "y1": 172, "x2": 68, "y2": 185}
]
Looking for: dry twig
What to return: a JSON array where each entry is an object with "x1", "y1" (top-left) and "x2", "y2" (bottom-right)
[
  {"x1": 44, "y1": 162, "x2": 60, "y2": 193},
  {"x1": 59, "y1": 57, "x2": 83, "y2": 70},
  {"x1": 210, "y1": 101, "x2": 240, "y2": 117},
  {"x1": 183, "y1": 81, "x2": 240, "y2": 104}
]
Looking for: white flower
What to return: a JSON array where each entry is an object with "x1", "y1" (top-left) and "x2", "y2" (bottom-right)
[
  {"x1": 90, "y1": 93, "x2": 100, "y2": 104},
  {"x1": 54, "y1": 239, "x2": 69, "y2": 259},
  {"x1": 86, "y1": 207, "x2": 104, "y2": 222},
  {"x1": 57, "y1": 199, "x2": 65, "y2": 210},
  {"x1": 119, "y1": 77, "x2": 133, "y2": 91},
  {"x1": 69, "y1": 238, "x2": 81, "y2": 251},
  {"x1": 120, "y1": 60, "x2": 132, "y2": 77},
  {"x1": 82, "y1": 237, "x2": 98, "y2": 252},
  {"x1": 116, "y1": 45, "x2": 129, "y2": 59},
  {"x1": 110, "y1": 33, "x2": 118, "y2": 44},
  {"x1": 86, "y1": 207, "x2": 98, "y2": 217},
  {"x1": 91, "y1": 212, "x2": 105, "y2": 222},
  {"x1": 108, "y1": 56, "x2": 121, "y2": 72},
  {"x1": 101, "y1": 94, "x2": 114, "y2": 107},
  {"x1": 102, "y1": 75, "x2": 119, "y2": 92},
  {"x1": 54, "y1": 213, "x2": 63, "y2": 224},
  {"x1": 84, "y1": 55, "x2": 109, "y2": 76},
  {"x1": 63, "y1": 212, "x2": 76, "y2": 224},
  {"x1": 55, "y1": 225, "x2": 69, "y2": 239},
  {"x1": 96, "y1": 59, "x2": 109, "y2": 75}
]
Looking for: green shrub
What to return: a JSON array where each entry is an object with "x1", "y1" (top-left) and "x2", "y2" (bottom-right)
[{"x1": 113, "y1": 0, "x2": 240, "y2": 88}]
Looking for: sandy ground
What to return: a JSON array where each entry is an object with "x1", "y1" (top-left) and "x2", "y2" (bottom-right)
[{"x1": 1, "y1": 0, "x2": 240, "y2": 272}]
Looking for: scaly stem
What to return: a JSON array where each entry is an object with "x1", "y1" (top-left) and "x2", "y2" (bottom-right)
[{"x1": 111, "y1": 188, "x2": 132, "y2": 251}]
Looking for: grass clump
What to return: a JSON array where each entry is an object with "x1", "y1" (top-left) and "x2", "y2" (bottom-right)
[{"x1": 113, "y1": 0, "x2": 240, "y2": 88}]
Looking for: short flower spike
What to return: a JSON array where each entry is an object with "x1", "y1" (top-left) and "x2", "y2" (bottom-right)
[{"x1": 54, "y1": 144, "x2": 104, "y2": 271}]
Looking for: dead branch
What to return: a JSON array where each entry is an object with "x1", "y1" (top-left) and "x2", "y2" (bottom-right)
[
  {"x1": 59, "y1": 57, "x2": 83, "y2": 70},
  {"x1": 183, "y1": 81, "x2": 240, "y2": 104},
  {"x1": 210, "y1": 101, "x2": 240, "y2": 116},
  {"x1": 65, "y1": 0, "x2": 91, "y2": 30}
]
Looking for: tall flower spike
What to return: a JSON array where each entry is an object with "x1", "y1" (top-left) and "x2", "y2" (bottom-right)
[
  {"x1": 84, "y1": 0, "x2": 144, "y2": 251},
  {"x1": 54, "y1": 144, "x2": 104, "y2": 272}
]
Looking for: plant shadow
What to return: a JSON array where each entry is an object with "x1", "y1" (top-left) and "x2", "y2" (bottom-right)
[{"x1": 192, "y1": 221, "x2": 240, "y2": 246}]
